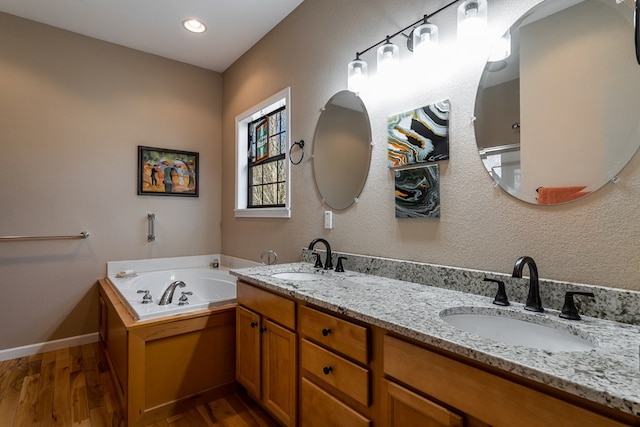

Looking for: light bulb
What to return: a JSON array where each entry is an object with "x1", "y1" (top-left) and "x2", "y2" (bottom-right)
[
  {"x1": 377, "y1": 42, "x2": 400, "y2": 78},
  {"x1": 182, "y1": 19, "x2": 206, "y2": 33},
  {"x1": 457, "y1": 0, "x2": 487, "y2": 44},
  {"x1": 348, "y1": 59, "x2": 368, "y2": 93},
  {"x1": 413, "y1": 23, "x2": 439, "y2": 60}
]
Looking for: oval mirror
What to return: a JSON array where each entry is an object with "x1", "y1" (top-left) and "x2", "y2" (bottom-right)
[
  {"x1": 474, "y1": 0, "x2": 640, "y2": 205},
  {"x1": 313, "y1": 90, "x2": 372, "y2": 210}
]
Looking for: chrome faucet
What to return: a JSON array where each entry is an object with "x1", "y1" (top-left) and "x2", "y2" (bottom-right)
[
  {"x1": 512, "y1": 256, "x2": 543, "y2": 312},
  {"x1": 308, "y1": 238, "x2": 333, "y2": 270},
  {"x1": 159, "y1": 280, "x2": 186, "y2": 305}
]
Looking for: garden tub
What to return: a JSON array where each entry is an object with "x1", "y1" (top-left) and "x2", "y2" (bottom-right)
[{"x1": 107, "y1": 267, "x2": 236, "y2": 321}]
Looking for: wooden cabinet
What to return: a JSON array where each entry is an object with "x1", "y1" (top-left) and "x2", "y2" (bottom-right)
[
  {"x1": 234, "y1": 281, "x2": 637, "y2": 427},
  {"x1": 298, "y1": 305, "x2": 372, "y2": 426},
  {"x1": 98, "y1": 279, "x2": 236, "y2": 427},
  {"x1": 383, "y1": 334, "x2": 632, "y2": 427},
  {"x1": 236, "y1": 282, "x2": 297, "y2": 426},
  {"x1": 382, "y1": 379, "x2": 464, "y2": 427}
]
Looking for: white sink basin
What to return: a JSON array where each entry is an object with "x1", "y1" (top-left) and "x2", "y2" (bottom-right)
[
  {"x1": 271, "y1": 272, "x2": 324, "y2": 281},
  {"x1": 440, "y1": 309, "x2": 597, "y2": 352}
]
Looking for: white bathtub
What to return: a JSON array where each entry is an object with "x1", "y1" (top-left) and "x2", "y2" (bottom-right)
[{"x1": 108, "y1": 268, "x2": 236, "y2": 321}]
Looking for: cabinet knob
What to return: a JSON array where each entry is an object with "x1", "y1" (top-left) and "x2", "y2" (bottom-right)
[
  {"x1": 322, "y1": 328, "x2": 331, "y2": 337},
  {"x1": 260, "y1": 327, "x2": 267, "y2": 333},
  {"x1": 322, "y1": 366, "x2": 333, "y2": 375},
  {"x1": 250, "y1": 321, "x2": 258, "y2": 328}
]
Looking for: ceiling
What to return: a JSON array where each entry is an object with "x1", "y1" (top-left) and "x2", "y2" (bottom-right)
[{"x1": 0, "y1": 0, "x2": 304, "y2": 72}]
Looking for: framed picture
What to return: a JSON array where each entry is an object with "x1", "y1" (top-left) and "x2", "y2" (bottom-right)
[{"x1": 138, "y1": 146, "x2": 199, "y2": 197}]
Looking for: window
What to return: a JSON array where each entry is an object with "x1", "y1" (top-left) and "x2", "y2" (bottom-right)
[{"x1": 235, "y1": 88, "x2": 291, "y2": 218}]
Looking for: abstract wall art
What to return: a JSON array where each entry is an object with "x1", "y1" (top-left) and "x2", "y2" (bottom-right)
[
  {"x1": 388, "y1": 100, "x2": 450, "y2": 168},
  {"x1": 395, "y1": 164, "x2": 440, "y2": 218}
]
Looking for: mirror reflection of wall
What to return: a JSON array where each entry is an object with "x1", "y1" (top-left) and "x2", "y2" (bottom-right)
[
  {"x1": 312, "y1": 91, "x2": 372, "y2": 210},
  {"x1": 475, "y1": 0, "x2": 640, "y2": 205}
]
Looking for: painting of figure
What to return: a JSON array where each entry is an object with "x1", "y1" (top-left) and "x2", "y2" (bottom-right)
[{"x1": 138, "y1": 146, "x2": 199, "y2": 197}]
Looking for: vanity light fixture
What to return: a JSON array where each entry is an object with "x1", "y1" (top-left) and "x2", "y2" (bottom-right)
[
  {"x1": 182, "y1": 18, "x2": 207, "y2": 33},
  {"x1": 347, "y1": 55, "x2": 368, "y2": 93},
  {"x1": 346, "y1": 0, "x2": 487, "y2": 93},
  {"x1": 457, "y1": 0, "x2": 487, "y2": 43},
  {"x1": 412, "y1": 19, "x2": 439, "y2": 59},
  {"x1": 376, "y1": 37, "x2": 400, "y2": 78}
]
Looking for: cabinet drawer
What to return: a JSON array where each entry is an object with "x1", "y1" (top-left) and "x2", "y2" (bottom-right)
[
  {"x1": 298, "y1": 305, "x2": 368, "y2": 363},
  {"x1": 384, "y1": 335, "x2": 629, "y2": 427},
  {"x1": 300, "y1": 377, "x2": 371, "y2": 427},
  {"x1": 237, "y1": 281, "x2": 295, "y2": 329},
  {"x1": 301, "y1": 339, "x2": 370, "y2": 407}
]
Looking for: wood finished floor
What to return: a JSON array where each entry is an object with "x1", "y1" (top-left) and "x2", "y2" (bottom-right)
[{"x1": 0, "y1": 342, "x2": 279, "y2": 427}]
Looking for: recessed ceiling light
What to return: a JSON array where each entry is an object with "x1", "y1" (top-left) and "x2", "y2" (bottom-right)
[{"x1": 182, "y1": 19, "x2": 206, "y2": 34}]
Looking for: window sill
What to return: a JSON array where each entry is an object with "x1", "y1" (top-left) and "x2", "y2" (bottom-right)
[{"x1": 234, "y1": 207, "x2": 291, "y2": 218}]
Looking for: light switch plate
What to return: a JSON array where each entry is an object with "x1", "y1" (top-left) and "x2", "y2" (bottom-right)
[{"x1": 324, "y1": 211, "x2": 333, "y2": 229}]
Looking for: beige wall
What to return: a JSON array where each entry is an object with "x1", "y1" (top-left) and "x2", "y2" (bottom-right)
[
  {"x1": 221, "y1": 0, "x2": 640, "y2": 290},
  {"x1": 3, "y1": 0, "x2": 640, "y2": 352},
  {"x1": 0, "y1": 14, "x2": 222, "y2": 350}
]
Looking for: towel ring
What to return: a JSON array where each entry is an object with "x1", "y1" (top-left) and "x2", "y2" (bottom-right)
[{"x1": 289, "y1": 140, "x2": 305, "y2": 165}]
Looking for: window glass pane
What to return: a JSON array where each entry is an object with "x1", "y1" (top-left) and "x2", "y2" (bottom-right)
[
  {"x1": 263, "y1": 184, "x2": 277, "y2": 205},
  {"x1": 269, "y1": 115, "x2": 277, "y2": 136},
  {"x1": 251, "y1": 186, "x2": 262, "y2": 206},
  {"x1": 264, "y1": 162, "x2": 277, "y2": 184},
  {"x1": 278, "y1": 160, "x2": 286, "y2": 181},
  {"x1": 281, "y1": 111, "x2": 286, "y2": 134},
  {"x1": 269, "y1": 136, "x2": 280, "y2": 157},
  {"x1": 280, "y1": 133, "x2": 287, "y2": 157},
  {"x1": 256, "y1": 119, "x2": 268, "y2": 162},
  {"x1": 276, "y1": 111, "x2": 284, "y2": 133},
  {"x1": 278, "y1": 183, "x2": 286, "y2": 205},
  {"x1": 252, "y1": 165, "x2": 263, "y2": 185}
]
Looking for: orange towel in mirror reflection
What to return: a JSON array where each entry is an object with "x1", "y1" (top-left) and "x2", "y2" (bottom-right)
[{"x1": 536, "y1": 186, "x2": 590, "y2": 205}]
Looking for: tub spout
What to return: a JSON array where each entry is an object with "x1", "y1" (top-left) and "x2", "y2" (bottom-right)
[{"x1": 159, "y1": 280, "x2": 186, "y2": 305}]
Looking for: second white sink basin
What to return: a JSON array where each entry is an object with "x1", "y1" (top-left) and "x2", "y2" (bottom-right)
[
  {"x1": 440, "y1": 309, "x2": 597, "y2": 352},
  {"x1": 271, "y1": 272, "x2": 324, "y2": 281}
]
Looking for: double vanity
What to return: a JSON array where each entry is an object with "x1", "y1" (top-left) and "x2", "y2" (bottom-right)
[{"x1": 231, "y1": 254, "x2": 640, "y2": 426}]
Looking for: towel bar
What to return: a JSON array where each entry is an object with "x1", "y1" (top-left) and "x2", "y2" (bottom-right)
[{"x1": 0, "y1": 231, "x2": 90, "y2": 241}]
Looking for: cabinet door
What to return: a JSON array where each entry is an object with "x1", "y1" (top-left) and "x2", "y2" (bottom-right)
[
  {"x1": 263, "y1": 319, "x2": 297, "y2": 427},
  {"x1": 236, "y1": 306, "x2": 261, "y2": 398},
  {"x1": 300, "y1": 377, "x2": 371, "y2": 427},
  {"x1": 383, "y1": 380, "x2": 464, "y2": 427}
]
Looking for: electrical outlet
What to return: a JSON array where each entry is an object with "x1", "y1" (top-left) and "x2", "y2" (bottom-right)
[{"x1": 324, "y1": 211, "x2": 333, "y2": 229}]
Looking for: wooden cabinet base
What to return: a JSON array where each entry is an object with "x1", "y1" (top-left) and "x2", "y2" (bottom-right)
[{"x1": 98, "y1": 279, "x2": 237, "y2": 426}]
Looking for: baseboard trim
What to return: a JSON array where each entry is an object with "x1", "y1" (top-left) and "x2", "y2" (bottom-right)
[{"x1": 0, "y1": 333, "x2": 99, "y2": 361}]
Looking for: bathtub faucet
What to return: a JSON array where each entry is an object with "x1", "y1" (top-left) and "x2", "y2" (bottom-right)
[{"x1": 159, "y1": 281, "x2": 186, "y2": 305}]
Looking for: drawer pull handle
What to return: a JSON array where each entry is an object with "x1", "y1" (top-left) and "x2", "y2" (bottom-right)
[
  {"x1": 322, "y1": 366, "x2": 333, "y2": 375},
  {"x1": 322, "y1": 328, "x2": 331, "y2": 337},
  {"x1": 250, "y1": 322, "x2": 258, "y2": 328}
]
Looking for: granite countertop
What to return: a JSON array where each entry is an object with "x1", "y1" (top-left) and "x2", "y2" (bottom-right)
[{"x1": 231, "y1": 262, "x2": 640, "y2": 418}]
